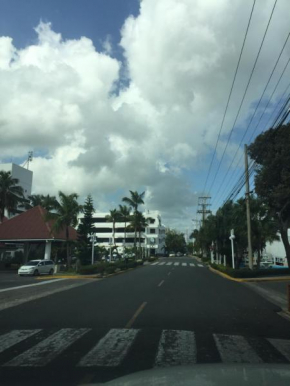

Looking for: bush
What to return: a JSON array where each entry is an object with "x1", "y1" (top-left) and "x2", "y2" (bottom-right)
[
  {"x1": 78, "y1": 263, "x2": 105, "y2": 275},
  {"x1": 105, "y1": 266, "x2": 116, "y2": 275},
  {"x1": 210, "y1": 263, "x2": 290, "y2": 278},
  {"x1": 148, "y1": 257, "x2": 157, "y2": 262}
]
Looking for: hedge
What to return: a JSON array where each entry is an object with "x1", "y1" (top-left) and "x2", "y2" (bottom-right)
[
  {"x1": 210, "y1": 263, "x2": 290, "y2": 278},
  {"x1": 78, "y1": 259, "x2": 144, "y2": 275}
]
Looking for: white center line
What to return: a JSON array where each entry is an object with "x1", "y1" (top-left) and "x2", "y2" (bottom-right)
[
  {"x1": 158, "y1": 280, "x2": 165, "y2": 287},
  {"x1": 0, "y1": 279, "x2": 65, "y2": 293},
  {"x1": 168, "y1": 272, "x2": 171, "y2": 276}
]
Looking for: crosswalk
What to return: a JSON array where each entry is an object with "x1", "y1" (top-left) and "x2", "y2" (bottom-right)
[
  {"x1": 151, "y1": 261, "x2": 205, "y2": 268},
  {"x1": 0, "y1": 328, "x2": 290, "y2": 368}
]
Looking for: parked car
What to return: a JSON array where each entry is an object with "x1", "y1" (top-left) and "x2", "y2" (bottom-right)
[
  {"x1": 18, "y1": 260, "x2": 55, "y2": 276},
  {"x1": 176, "y1": 252, "x2": 182, "y2": 257},
  {"x1": 169, "y1": 253, "x2": 175, "y2": 257}
]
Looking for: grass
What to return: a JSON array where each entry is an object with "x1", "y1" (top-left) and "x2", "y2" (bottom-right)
[{"x1": 210, "y1": 263, "x2": 290, "y2": 278}]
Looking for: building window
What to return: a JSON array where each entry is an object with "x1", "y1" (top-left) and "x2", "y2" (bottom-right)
[
  {"x1": 150, "y1": 219, "x2": 155, "y2": 224},
  {"x1": 150, "y1": 229, "x2": 155, "y2": 234}
]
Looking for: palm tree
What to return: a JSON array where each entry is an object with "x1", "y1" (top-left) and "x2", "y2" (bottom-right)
[
  {"x1": 0, "y1": 171, "x2": 24, "y2": 221},
  {"x1": 129, "y1": 211, "x2": 150, "y2": 259},
  {"x1": 48, "y1": 191, "x2": 82, "y2": 266},
  {"x1": 118, "y1": 205, "x2": 131, "y2": 248},
  {"x1": 122, "y1": 191, "x2": 145, "y2": 248},
  {"x1": 24, "y1": 194, "x2": 58, "y2": 211},
  {"x1": 106, "y1": 209, "x2": 120, "y2": 246}
]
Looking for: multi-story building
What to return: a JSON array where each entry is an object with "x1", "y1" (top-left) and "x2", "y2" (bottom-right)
[
  {"x1": 0, "y1": 163, "x2": 33, "y2": 218},
  {"x1": 79, "y1": 210, "x2": 166, "y2": 256}
]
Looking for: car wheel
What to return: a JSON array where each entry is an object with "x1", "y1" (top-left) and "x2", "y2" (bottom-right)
[
  {"x1": 49, "y1": 269, "x2": 54, "y2": 275},
  {"x1": 33, "y1": 269, "x2": 39, "y2": 276}
]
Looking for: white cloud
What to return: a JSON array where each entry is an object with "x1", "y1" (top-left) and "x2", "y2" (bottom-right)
[{"x1": 1, "y1": 1, "x2": 290, "y2": 231}]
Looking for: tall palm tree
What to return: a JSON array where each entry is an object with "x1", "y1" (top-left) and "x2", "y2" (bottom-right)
[
  {"x1": 129, "y1": 211, "x2": 150, "y2": 259},
  {"x1": 118, "y1": 205, "x2": 131, "y2": 248},
  {"x1": 24, "y1": 194, "x2": 58, "y2": 211},
  {"x1": 122, "y1": 191, "x2": 145, "y2": 248},
  {"x1": 106, "y1": 209, "x2": 120, "y2": 246},
  {"x1": 0, "y1": 171, "x2": 24, "y2": 221},
  {"x1": 48, "y1": 191, "x2": 82, "y2": 266}
]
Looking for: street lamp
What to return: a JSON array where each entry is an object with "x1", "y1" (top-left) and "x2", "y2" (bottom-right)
[
  {"x1": 229, "y1": 229, "x2": 235, "y2": 269},
  {"x1": 90, "y1": 233, "x2": 96, "y2": 265}
]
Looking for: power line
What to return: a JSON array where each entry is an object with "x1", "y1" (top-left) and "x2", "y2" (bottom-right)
[
  {"x1": 201, "y1": 0, "x2": 256, "y2": 195},
  {"x1": 212, "y1": 33, "x2": 290, "y2": 207},
  {"x1": 208, "y1": 0, "x2": 278, "y2": 194}
]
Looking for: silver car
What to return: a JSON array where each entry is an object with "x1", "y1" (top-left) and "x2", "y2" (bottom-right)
[{"x1": 18, "y1": 260, "x2": 55, "y2": 276}]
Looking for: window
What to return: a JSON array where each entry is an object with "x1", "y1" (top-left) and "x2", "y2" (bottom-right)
[
  {"x1": 150, "y1": 229, "x2": 155, "y2": 234},
  {"x1": 150, "y1": 219, "x2": 155, "y2": 224},
  {"x1": 45, "y1": 261, "x2": 53, "y2": 265}
]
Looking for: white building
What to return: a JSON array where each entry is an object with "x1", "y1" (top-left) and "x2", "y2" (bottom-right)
[
  {"x1": 80, "y1": 210, "x2": 166, "y2": 256},
  {"x1": 0, "y1": 163, "x2": 33, "y2": 218}
]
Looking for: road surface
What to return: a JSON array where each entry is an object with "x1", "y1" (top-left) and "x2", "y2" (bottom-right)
[{"x1": 0, "y1": 257, "x2": 290, "y2": 385}]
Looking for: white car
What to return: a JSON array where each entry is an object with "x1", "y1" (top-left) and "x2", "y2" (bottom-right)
[{"x1": 18, "y1": 260, "x2": 55, "y2": 276}]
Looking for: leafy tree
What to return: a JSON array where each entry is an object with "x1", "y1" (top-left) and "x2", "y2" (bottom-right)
[
  {"x1": 122, "y1": 190, "x2": 145, "y2": 248},
  {"x1": 0, "y1": 171, "x2": 24, "y2": 221},
  {"x1": 118, "y1": 205, "x2": 131, "y2": 245},
  {"x1": 78, "y1": 195, "x2": 96, "y2": 244},
  {"x1": 248, "y1": 124, "x2": 290, "y2": 267},
  {"x1": 165, "y1": 229, "x2": 186, "y2": 254},
  {"x1": 47, "y1": 191, "x2": 82, "y2": 266}
]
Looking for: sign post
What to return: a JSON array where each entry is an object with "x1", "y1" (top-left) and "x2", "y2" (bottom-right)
[{"x1": 229, "y1": 229, "x2": 235, "y2": 269}]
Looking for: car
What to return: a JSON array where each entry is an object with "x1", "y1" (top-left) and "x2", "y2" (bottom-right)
[
  {"x1": 176, "y1": 252, "x2": 182, "y2": 257},
  {"x1": 169, "y1": 253, "x2": 175, "y2": 257},
  {"x1": 18, "y1": 260, "x2": 55, "y2": 276}
]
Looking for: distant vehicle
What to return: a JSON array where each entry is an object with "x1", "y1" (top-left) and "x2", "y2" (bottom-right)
[
  {"x1": 169, "y1": 253, "x2": 175, "y2": 257},
  {"x1": 18, "y1": 260, "x2": 55, "y2": 276},
  {"x1": 176, "y1": 252, "x2": 182, "y2": 257}
]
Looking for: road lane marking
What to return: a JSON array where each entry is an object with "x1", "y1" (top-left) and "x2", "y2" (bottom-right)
[
  {"x1": 267, "y1": 338, "x2": 290, "y2": 361},
  {"x1": 213, "y1": 334, "x2": 262, "y2": 363},
  {"x1": 78, "y1": 329, "x2": 139, "y2": 367},
  {"x1": 197, "y1": 264, "x2": 204, "y2": 267},
  {"x1": 189, "y1": 263, "x2": 195, "y2": 267},
  {"x1": 5, "y1": 328, "x2": 90, "y2": 367},
  {"x1": 174, "y1": 262, "x2": 179, "y2": 266},
  {"x1": 155, "y1": 330, "x2": 196, "y2": 367},
  {"x1": 158, "y1": 280, "x2": 165, "y2": 287},
  {"x1": 166, "y1": 262, "x2": 173, "y2": 266},
  {"x1": 158, "y1": 262, "x2": 166, "y2": 266},
  {"x1": 168, "y1": 272, "x2": 171, "y2": 276},
  {"x1": 182, "y1": 263, "x2": 187, "y2": 267},
  {"x1": 0, "y1": 279, "x2": 65, "y2": 293},
  {"x1": 125, "y1": 302, "x2": 147, "y2": 329},
  {"x1": 151, "y1": 262, "x2": 159, "y2": 265},
  {"x1": 0, "y1": 330, "x2": 41, "y2": 354}
]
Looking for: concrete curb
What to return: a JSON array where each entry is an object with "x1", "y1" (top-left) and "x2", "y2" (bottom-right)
[{"x1": 209, "y1": 266, "x2": 290, "y2": 283}]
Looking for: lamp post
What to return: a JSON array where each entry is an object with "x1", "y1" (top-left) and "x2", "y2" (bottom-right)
[
  {"x1": 90, "y1": 233, "x2": 96, "y2": 265},
  {"x1": 229, "y1": 229, "x2": 235, "y2": 269}
]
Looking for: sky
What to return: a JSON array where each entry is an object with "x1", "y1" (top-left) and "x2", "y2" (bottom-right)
[{"x1": 0, "y1": 0, "x2": 290, "y2": 233}]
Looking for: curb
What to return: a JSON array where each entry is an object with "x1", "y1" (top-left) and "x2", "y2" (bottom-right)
[{"x1": 209, "y1": 266, "x2": 290, "y2": 283}]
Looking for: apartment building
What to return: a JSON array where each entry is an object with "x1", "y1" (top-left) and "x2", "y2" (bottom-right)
[{"x1": 80, "y1": 210, "x2": 166, "y2": 256}]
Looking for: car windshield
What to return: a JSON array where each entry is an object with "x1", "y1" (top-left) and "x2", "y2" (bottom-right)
[{"x1": 23, "y1": 261, "x2": 39, "y2": 266}]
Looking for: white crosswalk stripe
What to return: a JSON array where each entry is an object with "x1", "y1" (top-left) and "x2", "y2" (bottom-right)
[
  {"x1": 158, "y1": 262, "x2": 166, "y2": 265},
  {"x1": 155, "y1": 330, "x2": 196, "y2": 367},
  {"x1": 1, "y1": 328, "x2": 290, "y2": 368},
  {"x1": 78, "y1": 329, "x2": 139, "y2": 367},
  {"x1": 197, "y1": 264, "x2": 204, "y2": 267},
  {"x1": 213, "y1": 334, "x2": 262, "y2": 363},
  {"x1": 166, "y1": 262, "x2": 173, "y2": 266},
  {"x1": 182, "y1": 263, "x2": 187, "y2": 267},
  {"x1": 189, "y1": 263, "x2": 196, "y2": 267},
  {"x1": 4, "y1": 328, "x2": 90, "y2": 367},
  {"x1": 174, "y1": 262, "x2": 179, "y2": 266},
  {"x1": 151, "y1": 262, "x2": 159, "y2": 265},
  {"x1": 0, "y1": 330, "x2": 41, "y2": 354},
  {"x1": 267, "y1": 338, "x2": 290, "y2": 361}
]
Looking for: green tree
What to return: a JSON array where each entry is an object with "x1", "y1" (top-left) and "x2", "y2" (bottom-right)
[
  {"x1": 78, "y1": 195, "x2": 96, "y2": 244},
  {"x1": 106, "y1": 209, "x2": 120, "y2": 246},
  {"x1": 165, "y1": 229, "x2": 186, "y2": 254},
  {"x1": 0, "y1": 171, "x2": 24, "y2": 221},
  {"x1": 248, "y1": 124, "x2": 290, "y2": 267},
  {"x1": 118, "y1": 205, "x2": 131, "y2": 246},
  {"x1": 24, "y1": 194, "x2": 58, "y2": 211},
  {"x1": 48, "y1": 191, "x2": 82, "y2": 267},
  {"x1": 122, "y1": 190, "x2": 145, "y2": 248},
  {"x1": 128, "y1": 211, "x2": 150, "y2": 258}
]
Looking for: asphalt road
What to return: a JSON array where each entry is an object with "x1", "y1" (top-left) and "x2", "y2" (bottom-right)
[
  {"x1": 0, "y1": 257, "x2": 290, "y2": 385},
  {"x1": 0, "y1": 272, "x2": 38, "y2": 290}
]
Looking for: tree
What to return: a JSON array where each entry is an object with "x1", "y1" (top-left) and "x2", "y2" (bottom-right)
[
  {"x1": 248, "y1": 124, "x2": 290, "y2": 267},
  {"x1": 78, "y1": 195, "x2": 96, "y2": 244},
  {"x1": 0, "y1": 171, "x2": 24, "y2": 221},
  {"x1": 122, "y1": 190, "x2": 145, "y2": 248},
  {"x1": 128, "y1": 211, "x2": 150, "y2": 258},
  {"x1": 106, "y1": 209, "x2": 120, "y2": 246},
  {"x1": 48, "y1": 191, "x2": 82, "y2": 267},
  {"x1": 165, "y1": 229, "x2": 186, "y2": 254},
  {"x1": 24, "y1": 194, "x2": 58, "y2": 211},
  {"x1": 118, "y1": 205, "x2": 131, "y2": 246}
]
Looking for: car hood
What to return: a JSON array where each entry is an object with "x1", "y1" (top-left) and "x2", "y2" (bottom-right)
[{"x1": 91, "y1": 364, "x2": 290, "y2": 386}]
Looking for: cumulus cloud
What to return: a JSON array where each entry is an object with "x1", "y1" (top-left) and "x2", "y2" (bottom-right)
[{"x1": 1, "y1": 1, "x2": 290, "y2": 231}]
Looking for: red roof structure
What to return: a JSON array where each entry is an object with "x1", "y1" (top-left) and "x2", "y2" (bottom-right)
[{"x1": 0, "y1": 206, "x2": 78, "y2": 241}]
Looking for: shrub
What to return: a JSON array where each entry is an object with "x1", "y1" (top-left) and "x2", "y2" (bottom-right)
[
  {"x1": 105, "y1": 266, "x2": 116, "y2": 275},
  {"x1": 78, "y1": 263, "x2": 105, "y2": 275},
  {"x1": 210, "y1": 263, "x2": 290, "y2": 278}
]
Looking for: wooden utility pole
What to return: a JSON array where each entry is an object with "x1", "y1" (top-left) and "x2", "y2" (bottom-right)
[{"x1": 244, "y1": 144, "x2": 253, "y2": 270}]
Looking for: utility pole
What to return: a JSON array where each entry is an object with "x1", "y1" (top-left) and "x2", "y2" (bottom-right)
[
  {"x1": 244, "y1": 144, "x2": 253, "y2": 270},
  {"x1": 197, "y1": 197, "x2": 211, "y2": 226}
]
